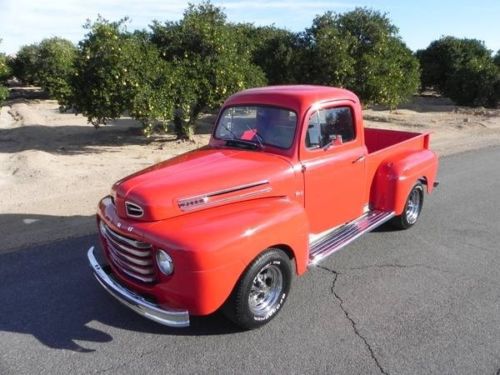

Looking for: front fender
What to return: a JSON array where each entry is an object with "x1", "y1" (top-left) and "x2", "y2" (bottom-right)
[{"x1": 144, "y1": 197, "x2": 309, "y2": 315}]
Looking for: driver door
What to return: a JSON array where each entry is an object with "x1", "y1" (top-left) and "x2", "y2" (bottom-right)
[{"x1": 301, "y1": 103, "x2": 367, "y2": 234}]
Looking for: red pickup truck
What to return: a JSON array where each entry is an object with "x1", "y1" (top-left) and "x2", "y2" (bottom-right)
[{"x1": 88, "y1": 85, "x2": 438, "y2": 329}]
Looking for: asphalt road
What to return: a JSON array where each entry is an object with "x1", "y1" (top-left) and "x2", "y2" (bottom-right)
[{"x1": 1, "y1": 146, "x2": 500, "y2": 375}]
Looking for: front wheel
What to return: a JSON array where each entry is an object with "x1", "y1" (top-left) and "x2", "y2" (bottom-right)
[
  {"x1": 391, "y1": 182, "x2": 424, "y2": 229},
  {"x1": 223, "y1": 248, "x2": 292, "y2": 330}
]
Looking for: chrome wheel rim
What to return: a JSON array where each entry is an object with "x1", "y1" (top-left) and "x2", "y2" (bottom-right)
[
  {"x1": 248, "y1": 264, "x2": 283, "y2": 317},
  {"x1": 405, "y1": 188, "x2": 422, "y2": 224}
]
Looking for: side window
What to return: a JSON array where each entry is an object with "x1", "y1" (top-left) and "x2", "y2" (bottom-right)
[{"x1": 305, "y1": 106, "x2": 355, "y2": 149}]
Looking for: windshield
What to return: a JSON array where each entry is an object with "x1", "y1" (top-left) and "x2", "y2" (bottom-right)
[{"x1": 214, "y1": 105, "x2": 297, "y2": 149}]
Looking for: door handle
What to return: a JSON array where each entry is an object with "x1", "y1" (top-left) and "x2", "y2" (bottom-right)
[{"x1": 352, "y1": 155, "x2": 365, "y2": 163}]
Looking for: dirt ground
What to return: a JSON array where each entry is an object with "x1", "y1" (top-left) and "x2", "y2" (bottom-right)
[{"x1": 1, "y1": 92, "x2": 499, "y2": 252}]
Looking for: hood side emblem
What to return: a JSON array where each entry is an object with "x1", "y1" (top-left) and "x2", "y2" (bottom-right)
[{"x1": 178, "y1": 180, "x2": 271, "y2": 212}]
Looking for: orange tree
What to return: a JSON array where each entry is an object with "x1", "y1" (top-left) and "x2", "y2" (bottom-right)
[
  {"x1": 68, "y1": 18, "x2": 175, "y2": 134},
  {"x1": 233, "y1": 24, "x2": 298, "y2": 85},
  {"x1": 35, "y1": 38, "x2": 76, "y2": 104},
  {"x1": 9, "y1": 43, "x2": 38, "y2": 84},
  {"x1": 417, "y1": 37, "x2": 499, "y2": 107},
  {"x1": 150, "y1": 2, "x2": 266, "y2": 140},
  {"x1": 301, "y1": 8, "x2": 420, "y2": 108},
  {"x1": 69, "y1": 18, "x2": 143, "y2": 125}
]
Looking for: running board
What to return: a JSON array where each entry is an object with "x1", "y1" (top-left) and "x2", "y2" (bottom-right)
[{"x1": 308, "y1": 210, "x2": 395, "y2": 265}]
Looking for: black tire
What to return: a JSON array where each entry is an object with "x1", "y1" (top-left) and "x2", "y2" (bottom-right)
[
  {"x1": 223, "y1": 248, "x2": 292, "y2": 330},
  {"x1": 391, "y1": 182, "x2": 424, "y2": 230}
]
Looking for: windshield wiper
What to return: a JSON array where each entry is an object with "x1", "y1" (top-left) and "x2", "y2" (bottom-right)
[
  {"x1": 222, "y1": 123, "x2": 239, "y2": 141},
  {"x1": 225, "y1": 138, "x2": 262, "y2": 150},
  {"x1": 222, "y1": 124, "x2": 263, "y2": 150}
]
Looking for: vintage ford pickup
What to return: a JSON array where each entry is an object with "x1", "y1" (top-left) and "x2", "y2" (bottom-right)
[{"x1": 88, "y1": 85, "x2": 439, "y2": 329}]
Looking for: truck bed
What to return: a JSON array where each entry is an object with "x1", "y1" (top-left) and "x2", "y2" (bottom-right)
[
  {"x1": 364, "y1": 128, "x2": 433, "y2": 204},
  {"x1": 364, "y1": 128, "x2": 430, "y2": 155}
]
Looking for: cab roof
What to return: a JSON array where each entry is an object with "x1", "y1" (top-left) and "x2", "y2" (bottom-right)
[{"x1": 223, "y1": 85, "x2": 360, "y2": 112}]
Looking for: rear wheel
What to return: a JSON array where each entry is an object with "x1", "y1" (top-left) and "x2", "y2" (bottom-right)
[
  {"x1": 223, "y1": 248, "x2": 292, "y2": 330},
  {"x1": 392, "y1": 182, "x2": 424, "y2": 229}
]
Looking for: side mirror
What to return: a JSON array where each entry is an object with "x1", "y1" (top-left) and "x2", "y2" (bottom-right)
[{"x1": 329, "y1": 134, "x2": 343, "y2": 146}]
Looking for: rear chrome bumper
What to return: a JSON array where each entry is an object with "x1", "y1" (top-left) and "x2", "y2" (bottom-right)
[{"x1": 87, "y1": 246, "x2": 190, "y2": 328}]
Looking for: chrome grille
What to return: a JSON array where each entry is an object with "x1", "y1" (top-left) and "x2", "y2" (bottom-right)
[{"x1": 99, "y1": 221, "x2": 156, "y2": 283}]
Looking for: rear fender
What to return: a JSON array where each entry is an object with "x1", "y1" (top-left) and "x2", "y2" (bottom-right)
[{"x1": 370, "y1": 149, "x2": 438, "y2": 214}]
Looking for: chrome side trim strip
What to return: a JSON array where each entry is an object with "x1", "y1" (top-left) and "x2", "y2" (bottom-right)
[
  {"x1": 178, "y1": 180, "x2": 271, "y2": 211},
  {"x1": 204, "y1": 180, "x2": 270, "y2": 198},
  {"x1": 88, "y1": 246, "x2": 190, "y2": 328}
]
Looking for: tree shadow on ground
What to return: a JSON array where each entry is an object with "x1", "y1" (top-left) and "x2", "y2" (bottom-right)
[
  {"x1": 0, "y1": 214, "x2": 242, "y2": 353},
  {"x1": 0, "y1": 120, "x2": 163, "y2": 154},
  {"x1": 0, "y1": 213, "x2": 97, "y2": 253},
  {"x1": 6, "y1": 86, "x2": 49, "y2": 101},
  {"x1": 0, "y1": 112, "x2": 216, "y2": 155}
]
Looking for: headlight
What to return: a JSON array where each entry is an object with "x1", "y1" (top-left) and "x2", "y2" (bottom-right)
[{"x1": 156, "y1": 249, "x2": 174, "y2": 276}]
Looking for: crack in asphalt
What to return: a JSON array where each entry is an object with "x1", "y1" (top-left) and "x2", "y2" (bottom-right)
[{"x1": 316, "y1": 265, "x2": 389, "y2": 375}]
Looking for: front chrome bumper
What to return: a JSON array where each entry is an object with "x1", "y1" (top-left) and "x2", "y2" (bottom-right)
[{"x1": 87, "y1": 246, "x2": 190, "y2": 328}]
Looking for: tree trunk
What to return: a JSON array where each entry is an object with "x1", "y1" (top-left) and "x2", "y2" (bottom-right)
[{"x1": 174, "y1": 111, "x2": 195, "y2": 141}]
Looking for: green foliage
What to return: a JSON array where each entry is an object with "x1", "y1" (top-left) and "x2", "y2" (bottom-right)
[
  {"x1": 71, "y1": 18, "x2": 158, "y2": 128},
  {"x1": 0, "y1": 40, "x2": 10, "y2": 104},
  {"x1": 70, "y1": 18, "x2": 136, "y2": 125},
  {"x1": 35, "y1": 38, "x2": 76, "y2": 103},
  {"x1": 14, "y1": 1, "x2": 499, "y2": 141},
  {"x1": 128, "y1": 38, "x2": 176, "y2": 137},
  {"x1": 494, "y1": 50, "x2": 500, "y2": 68},
  {"x1": 300, "y1": 13, "x2": 355, "y2": 86},
  {"x1": 0, "y1": 54, "x2": 11, "y2": 83},
  {"x1": 301, "y1": 8, "x2": 420, "y2": 107},
  {"x1": 418, "y1": 36, "x2": 499, "y2": 107},
  {"x1": 69, "y1": 3, "x2": 266, "y2": 140},
  {"x1": 445, "y1": 57, "x2": 499, "y2": 107},
  {"x1": 8, "y1": 38, "x2": 76, "y2": 102},
  {"x1": 0, "y1": 85, "x2": 8, "y2": 103},
  {"x1": 235, "y1": 25, "x2": 298, "y2": 84},
  {"x1": 360, "y1": 38, "x2": 420, "y2": 109},
  {"x1": 69, "y1": 18, "x2": 176, "y2": 135},
  {"x1": 417, "y1": 37, "x2": 491, "y2": 90},
  {"x1": 10, "y1": 43, "x2": 39, "y2": 84},
  {"x1": 151, "y1": 1, "x2": 266, "y2": 139}
]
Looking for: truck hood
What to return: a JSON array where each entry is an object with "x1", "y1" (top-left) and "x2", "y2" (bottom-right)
[{"x1": 112, "y1": 147, "x2": 296, "y2": 221}]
